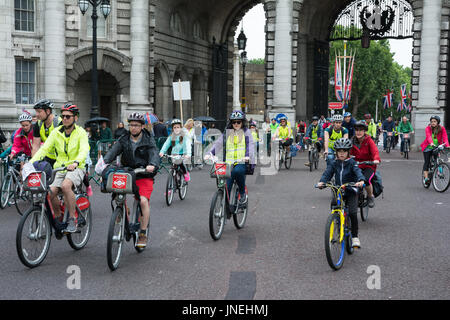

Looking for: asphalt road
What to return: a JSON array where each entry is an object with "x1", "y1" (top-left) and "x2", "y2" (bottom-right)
[{"x1": 0, "y1": 147, "x2": 449, "y2": 300}]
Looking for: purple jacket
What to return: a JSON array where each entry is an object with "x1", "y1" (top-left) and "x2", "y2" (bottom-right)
[{"x1": 209, "y1": 128, "x2": 256, "y2": 164}]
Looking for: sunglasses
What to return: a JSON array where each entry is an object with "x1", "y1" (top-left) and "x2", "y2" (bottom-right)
[
  {"x1": 61, "y1": 114, "x2": 74, "y2": 119},
  {"x1": 231, "y1": 121, "x2": 242, "y2": 125}
]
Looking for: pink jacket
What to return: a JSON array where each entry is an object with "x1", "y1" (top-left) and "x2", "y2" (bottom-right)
[
  {"x1": 420, "y1": 125, "x2": 450, "y2": 152},
  {"x1": 11, "y1": 128, "x2": 34, "y2": 157}
]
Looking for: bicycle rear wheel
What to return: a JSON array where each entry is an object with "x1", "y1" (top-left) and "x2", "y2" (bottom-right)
[
  {"x1": 209, "y1": 189, "x2": 225, "y2": 240},
  {"x1": 285, "y1": 153, "x2": 292, "y2": 170},
  {"x1": 165, "y1": 171, "x2": 175, "y2": 206},
  {"x1": 386, "y1": 137, "x2": 391, "y2": 153},
  {"x1": 308, "y1": 151, "x2": 313, "y2": 172},
  {"x1": 67, "y1": 203, "x2": 92, "y2": 250},
  {"x1": 131, "y1": 202, "x2": 147, "y2": 253},
  {"x1": 16, "y1": 206, "x2": 51, "y2": 268},
  {"x1": 107, "y1": 207, "x2": 125, "y2": 271},
  {"x1": 432, "y1": 162, "x2": 450, "y2": 192},
  {"x1": 14, "y1": 183, "x2": 32, "y2": 216},
  {"x1": 359, "y1": 192, "x2": 369, "y2": 222},
  {"x1": 314, "y1": 150, "x2": 319, "y2": 170},
  {"x1": 324, "y1": 212, "x2": 345, "y2": 270},
  {"x1": 0, "y1": 172, "x2": 12, "y2": 209}
]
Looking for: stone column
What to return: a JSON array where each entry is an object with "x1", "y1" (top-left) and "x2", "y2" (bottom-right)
[
  {"x1": 0, "y1": 0, "x2": 14, "y2": 115},
  {"x1": 44, "y1": 0, "x2": 66, "y2": 105},
  {"x1": 233, "y1": 43, "x2": 241, "y2": 109},
  {"x1": 129, "y1": 0, "x2": 149, "y2": 111},
  {"x1": 270, "y1": 0, "x2": 295, "y2": 123},
  {"x1": 412, "y1": 0, "x2": 443, "y2": 147}
]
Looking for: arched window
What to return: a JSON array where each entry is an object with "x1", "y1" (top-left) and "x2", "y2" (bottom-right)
[{"x1": 170, "y1": 12, "x2": 182, "y2": 33}]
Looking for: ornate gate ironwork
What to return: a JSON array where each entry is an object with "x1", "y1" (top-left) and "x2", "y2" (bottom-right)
[
  {"x1": 211, "y1": 38, "x2": 228, "y2": 131},
  {"x1": 329, "y1": 0, "x2": 413, "y2": 41}
]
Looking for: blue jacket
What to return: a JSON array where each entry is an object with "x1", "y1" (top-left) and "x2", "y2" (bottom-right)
[
  {"x1": 382, "y1": 119, "x2": 395, "y2": 132},
  {"x1": 342, "y1": 117, "x2": 356, "y2": 138},
  {"x1": 305, "y1": 124, "x2": 324, "y2": 140},
  {"x1": 320, "y1": 158, "x2": 365, "y2": 186}
]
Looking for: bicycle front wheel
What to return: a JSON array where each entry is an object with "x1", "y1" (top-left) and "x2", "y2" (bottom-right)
[
  {"x1": 14, "y1": 183, "x2": 32, "y2": 216},
  {"x1": 233, "y1": 187, "x2": 248, "y2": 229},
  {"x1": 0, "y1": 172, "x2": 12, "y2": 209},
  {"x1": 432, "y1": 162, "x2": 450, "y2": 192},
  {"x1": 308, "y1": 151, "x2": 313, "y2": 172},
  {"x1": 209, "y1": 189, "x2": 225, "y2": 240},
  {"x1": 107, "y1": 207, "x2": 125, "y2": 271},
  {"x1": 178, "y1": 172, "x2": 188, "y2": 200},
  {"x1": 165, "y1": 171, "x2": 175, "y2": 206},
  {"x1": 16, "y1": 206, "x2": 51, "y2": 268},
  {"x1": 324, "y1": 212, "x2": 345, "y2": 270},
  {"x1": 314, "y1": 150, "x2": 319, "y2": 170},
  {"x1": 67, "y1": 203, "x2": 92, "y2": 250}
]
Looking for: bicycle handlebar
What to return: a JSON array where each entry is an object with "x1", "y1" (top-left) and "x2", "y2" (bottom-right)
[{"x1": 315, "y1": 182, "x2": 365, "y2": 190}]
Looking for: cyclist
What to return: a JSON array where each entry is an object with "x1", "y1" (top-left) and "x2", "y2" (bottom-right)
[
  {"x1": 273, "y1": 116, "x2": 293, "y2": 155},
  {"x1": 317, "y1": 138, "x2": 365, "y2": 248},
  {"x1": 205, "y1": 110, "x2": 255, "y2": 206},
  {"x1": 342, "y1": 112, "x2": 356, "y2": 139},
  {"x1": 324, "y1": 114, "x2": 348, "y2": 165},
  {"x1": 420, "y1": 115, "x2": 450, "y2": 184},
  {"x1": 350, "y1": 120, "x2": 381, "y2": 208},
  {"x1": 382, "y1": 115, "x2": 395, "y2": 151},
  {"x1": 398, "y1": 116, "x2": 414, "y2": 155},
  {"x1": 363, "y1": 114, "x2": 377, "y2": 141},
  {"x1": 31, "y1": 99, "x2": 62, "y2": 167},
  {"x1": 304, "y1": 116, "x2": 324, "y2": 167},
  {"x1": 30, "y1": 103, "x2": 89, "y2": 234},
  {"x1": 10, "y1": 112, "x2": 34, "y2": 160},
  {"x1": 159, "y1": 118, "x2": 191, "y2": 182},
  {"x1": 249, "y1": 121, "x2": 260, "y2": 153},
  {"x1": 103, "y1": 112, "x2": 160, "y2": 248}
]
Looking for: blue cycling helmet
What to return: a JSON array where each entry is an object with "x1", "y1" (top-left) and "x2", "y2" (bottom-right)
[{"x1": 343, "y1": 112, "x2": 351, "y2": 117}]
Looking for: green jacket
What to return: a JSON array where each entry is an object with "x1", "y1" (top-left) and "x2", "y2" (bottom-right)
[
  {"x1": 398, "y1": 121, "x2": 413, "y2": 133},
  {"x1": 367, "y1": 121, "x2": 377, "y2": 138},
  {"x1": 31, "y1": 124, "x2": 90, "y2": 169}
]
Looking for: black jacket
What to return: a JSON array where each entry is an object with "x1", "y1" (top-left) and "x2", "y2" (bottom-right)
[
  {"x1": 320, "y1": 158, "x2": 365, "y2": 186},
  {"x1": 153, "y1": 123, "x2": 168, "y2": 138},
  {"x1": 114, "y1": 127, "x2": 127, "y2": 139},
  {"x1": 104, "y1": 128, "x2": 160, "y2": 178}
]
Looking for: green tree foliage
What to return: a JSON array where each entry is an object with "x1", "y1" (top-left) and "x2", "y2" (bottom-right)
[
  {"x1": 329, "y1": 39, "x2": 411, "y2": 120},
  {"x1": 248, "y1": 58, "x2": 265, "y2": 65}
]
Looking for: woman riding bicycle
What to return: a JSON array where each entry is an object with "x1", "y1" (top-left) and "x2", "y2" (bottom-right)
[
  {"x1": 317, "y1": 138, "x2": 365, "y2": 248},
  {"x1": 421, "y1": 115, "x2": 449, "y2": 184},
  {"x1": 159, "y1": 118, "x2": 191, "y2": 182},
  {"x1": 205, "y1": 110, "x2": 255, "y2": 206},
  {"x1": 350, "y1": 120, "x2": 381, "y2": 208}
]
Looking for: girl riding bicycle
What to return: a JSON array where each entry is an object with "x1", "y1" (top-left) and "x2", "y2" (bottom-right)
[
  {"x1": 421, "y1": 115, "x2": 449, "y2": 184},
  {"x1": 317, "y1": 138, "x2": 365, "y2": 248},
  {"x1": 159, "y1": 118, "x2": 191, "y2": 182}
]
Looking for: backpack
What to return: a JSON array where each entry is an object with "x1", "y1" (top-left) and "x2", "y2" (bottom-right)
[{"x1": 372, "y1": 171, "x2": 384, "y2": 198}]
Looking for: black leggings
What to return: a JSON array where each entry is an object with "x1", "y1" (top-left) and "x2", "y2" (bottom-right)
[
  {"x1": 330, "y1": 190, "x2": 359, "y2": 237},
  {"x1": 423, "y1": 151, "x2": 433, "y2": 172}
]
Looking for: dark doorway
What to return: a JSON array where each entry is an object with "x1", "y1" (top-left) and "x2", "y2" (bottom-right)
[
  {"x1": 100, "y1": 96, "x2": 112, "y2": 121},
  {"x1": 313, "y1": 40, "x2": 330, "y2": 117},
  {"x1": 211, "y1": 40, "x2": 228, "y2": 131}
]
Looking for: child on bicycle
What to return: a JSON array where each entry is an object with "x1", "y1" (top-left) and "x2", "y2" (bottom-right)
[
  {"x1": 159, "y1": 118, "x2": 191, "y2": 182},
  {"x1": 317, "y1": 138, "x2": 365, "y2": 248}
]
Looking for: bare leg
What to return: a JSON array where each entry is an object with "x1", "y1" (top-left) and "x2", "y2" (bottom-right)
[
  {"x1": 140, "y1": 196, "x2": 150, "y2": 230},
  {"x1": 50, "y1": 186, "x2": 61, "y2": 218},
  {"x1": 61, "y1": 179, "x2": 76, "y2": 219}
]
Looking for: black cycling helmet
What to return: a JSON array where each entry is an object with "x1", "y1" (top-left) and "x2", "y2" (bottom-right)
[
  {"x1": 127, "y1": 112, "x2": 145, "y2": 124},
  {"x1": 33, "y1": 99, "x2": 54, "y2": 110},
  {"x1": 312, "y1": 116, "x2": 319, "y2": 121},
  {"x1": 354, "y1": 120, "x2": 368, "y2": 130},
  {"x1": 334, "y1": 138, "x2": 353, "y2": 150},
  {"x1": 430, "y1": 115, "x2": 441, "y2": 124}
]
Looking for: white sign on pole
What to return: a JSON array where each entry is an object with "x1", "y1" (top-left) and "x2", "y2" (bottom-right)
[{"x1": 173, "y1": 81, "x2": 191, "y2": 101}]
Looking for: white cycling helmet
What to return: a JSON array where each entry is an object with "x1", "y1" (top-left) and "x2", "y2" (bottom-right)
[
  {"x1": 19, "y1": 113, "x2": 32, "y2": 123},
  {"x1": 332, "y1": 114, "x2": 344, "y2": 122}
]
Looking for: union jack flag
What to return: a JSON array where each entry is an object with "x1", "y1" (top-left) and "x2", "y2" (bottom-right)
[
  {"x1": 399, "y1": 84, "x2": 408, "y2": 111},
  {"x1": 335, "y1": 57, "x2": 343, "y2": 102},
  {"x1": 383, "y1": 90, "x2": 393, "y2": 109},
  {"x1": 344, "y1": 55, "x2": 355, "y2": 102}
]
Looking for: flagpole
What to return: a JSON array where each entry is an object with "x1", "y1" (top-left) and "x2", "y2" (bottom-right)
[
  {"x1": 343, "y1": 41, "x2": 347, "y2": 111},
  {"x1": 375, "y1": 99, "x2": 378, "y2": 122}
]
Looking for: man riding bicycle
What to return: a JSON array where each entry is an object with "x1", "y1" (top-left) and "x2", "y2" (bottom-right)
[
  {"x1": 30, "y1": 103, "x2": 90, "y2": 234},
  {"x1": 324, "y1": 114, "x2": 348, "y2": 165},
  {"x1": 103, "y1": 112, "x2": 160, "y2": 248},
  {"x1": 350, "y1": 120, "x2": 381, "y2": 208},
  {"x1": 273, "y1": 116, "x2": 293, "y2": 155},
  {"x1": 31, "y1": 99, "x2": 62, "y2": 167},
  {"x1": 304, "y1": 116, "x2": 324, "y2": 167},
  {"x1": 398, "y1": 116, "x2": 414, "y2": 156}
]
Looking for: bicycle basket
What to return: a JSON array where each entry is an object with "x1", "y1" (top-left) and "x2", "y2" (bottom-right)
[
  {"x1": 210, "y1": 162, "x2": 232, "y2": 179},
  {"x1": 24, "y1": 172, "x2": 47, "y2": 193},
  {"x1": 105, "y1": 172, "x2": 134, "y2": 194}
]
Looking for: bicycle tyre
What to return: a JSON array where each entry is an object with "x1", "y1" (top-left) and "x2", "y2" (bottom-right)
[
  {"x1": 314, "y1": 150, "x2": 319, "y2": 170},
  {"x1": 359, "y1": 192, "x2": 369, "y2": 222},
  {"x1": 386, "y1": 137, "x2": 391, "y2": 153},
  {"x1": 345, "y1": 215, "x2": 354, "y2": 255},
  {"x1": 131, "y1": 202, "x2": 147, "y2": 253},
  {"x1": 14, "y1": 183, "x2": 32, "y2": 216},
  {"x1": 209, "y1": 189, "x2": 225, "y2": 240},
  {"x1": 178, "y1": 172, "x2": 188, "y2": 200},
  {"x1": 107, "y1": 206, "x2": 125, "y2": 271},
  {"x1": 285, "y1": 153, "x2": 292, "y2": 170},
  {"x1": 0, "y1": 172, "x2": 12, "y2": 209},
  {"x1": 432, "y1": 162, "x2": 450, "y2": 192},
  {"x1": 233, "y1": 187, "x2": 248, "y2": 229},
  {"x1": 16, "y1": 206, "x2": 51, "y2": 268},
  {"x1": 165, "y1": 171, "x2": 175, "y2": 206},
  {"x1": 67, "y1": 204, "x2": 92, "y2": 250},
  {"x1": 308, "y1": 151, "x2": 313, "y2": 172},
  {"x1": 324, "y1": 212, "x2": 345, "y2": 270}
]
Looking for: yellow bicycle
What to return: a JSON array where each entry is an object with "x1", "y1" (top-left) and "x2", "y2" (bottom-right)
[{"x1": 316, "y1": 182, "x2": 363, "y2": 270}]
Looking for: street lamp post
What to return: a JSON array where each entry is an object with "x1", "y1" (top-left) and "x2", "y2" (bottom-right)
[
  {"x1": 78, "y1": 0, "x2": 111, "y2": 119},
  {"x1": 237, "y1": 28, "x2": 247, "y2": 113}
]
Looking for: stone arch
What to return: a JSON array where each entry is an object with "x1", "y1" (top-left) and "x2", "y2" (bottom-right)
[{"x1": 154, "y1": 60, "x2": 171, "y2": 122}]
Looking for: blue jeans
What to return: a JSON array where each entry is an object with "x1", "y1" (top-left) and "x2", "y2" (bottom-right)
[
  {"x1": 326, "y1": 147, "x2": 335, "y2": 165},
  {"x1": 226, "y1": 164, "x2": 246, "y2": 197}
]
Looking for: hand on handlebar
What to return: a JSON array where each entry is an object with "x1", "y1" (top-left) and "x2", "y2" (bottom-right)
[
  {"x1": 146, "y1": 165, "x2": 156, "y2": 173},
  {"x1": 354, "y1": 181, "x2": 365, "y2": 188},
  {"x1": 373, "y1": 160, "x2": 380, "y2": 164}
]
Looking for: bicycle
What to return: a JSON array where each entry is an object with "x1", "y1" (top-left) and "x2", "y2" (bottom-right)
[
  {"x1": 355, "y1": 161, "x2": 378, "y2": 222},
  {"x1": 315, "y1": 182, "x2": 364, "y2": 270},
  {"x1": 399, "y1": 132, "x2": 413, "y2": 159},
  {"x1": 162, "y1": 155, "x2": 189, "y2": 206},
  {"x1": 207, "y1": 157, "x2": 248, "y2": 241},
  {"x1": 273, "y1": 138, "x2": 292, "y2": 170},
  {"x1": 0, "y1": 154, "x2": 32, "y2": 215},
  {"x1": 383, "y1": 130, "x2": 395, "y2": 153},
  {"x1": 16, "y1": 166, "x2": 92, "y2": 268},
  {"x1": 422, "y1": 144, "x2": 450, "y2": 192},
  {"x1": 304, "y1": 138, "x2": 320, "y2": 172},
  {"x1": 105, "y1": 167, "x2": 148, "y2": 271}
]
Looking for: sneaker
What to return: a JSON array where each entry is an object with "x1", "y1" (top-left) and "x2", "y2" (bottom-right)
[
  {"x1": 238, "y1": 193, "x2": 248, "y2": 206},
  {"x1": 63, "y1": 217, "x2": 78, "y2": 234},
  {"x1": 304, "y1": 162, "x2": 311, "y2": 167},
  {"x1": 352, "y1": 237, "x2": 361, "y2": 248},
  {"x1": 367, "y1": 196, "x2": 375, "y2": 208},
  {"x1": 136, "y1": 232, "x2": 147, "y2": 248},
  {"x1": 184, "y1": 172, "x2": 190, "y2": 182},
  {"x1": 400, "y1": 152, "x2": 404, "y2": 156}
]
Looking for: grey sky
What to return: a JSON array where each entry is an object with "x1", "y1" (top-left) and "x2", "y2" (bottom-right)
[{"x1": 236, "y1": 4, "x2": 413, "y2": 68}]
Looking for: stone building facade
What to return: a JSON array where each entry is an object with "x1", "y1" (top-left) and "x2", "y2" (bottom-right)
[{"x1": 0, "y1": 0, "x2": 447, "y2": 146}]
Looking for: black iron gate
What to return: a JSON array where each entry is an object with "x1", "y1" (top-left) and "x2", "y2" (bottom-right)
[
  {"x1": 313, "y1": 40, "x2": 330, "y2": 117},
  {"x1": 211, "y1": 39, "x2": 228, "y2": 131}
]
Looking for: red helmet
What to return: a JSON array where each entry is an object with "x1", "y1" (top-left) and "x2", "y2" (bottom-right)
[
  {"x1": 364, "y1": 113, "x2": 372, "y2": 119},
  {"x1": 61, "y1": 103, "x2": 79, "y2": 115}
]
